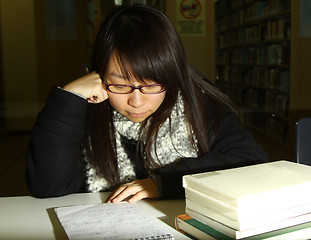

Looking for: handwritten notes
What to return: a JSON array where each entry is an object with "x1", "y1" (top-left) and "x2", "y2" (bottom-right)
[{"x1": 55, "y1": 202, "x2": 188, "y2": 240}]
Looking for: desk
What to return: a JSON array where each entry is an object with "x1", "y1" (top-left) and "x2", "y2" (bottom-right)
[{"x1": 0, "y1": 192, "x2": 188, "y2": 240}]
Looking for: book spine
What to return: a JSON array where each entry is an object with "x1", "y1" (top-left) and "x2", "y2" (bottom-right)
[
  {"x1": 185, "y1": 199, "x2": 241, "y2": 230},
  {"x1": 178, "y1": 212, "x2": 311, "y2": 240},
  {"x1": 183, "y1": 175, "x2": 237, "y2": 207},
  {"x1": 176, "y1": 214, "x2": 232, "y2": 240}
]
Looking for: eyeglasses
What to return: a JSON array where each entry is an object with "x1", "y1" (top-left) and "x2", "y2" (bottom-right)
[{"x1": 104, "y1": 81, "x2": 166, "y2": 94}]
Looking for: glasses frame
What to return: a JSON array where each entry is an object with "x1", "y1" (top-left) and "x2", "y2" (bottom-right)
[{"x1": 104, "y1": 80, "x2": 166, "y2": 94}]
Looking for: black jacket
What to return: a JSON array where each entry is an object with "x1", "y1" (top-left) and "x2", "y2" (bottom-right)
[{"x1": 26, "y1": 87, "x2": 268, "y2": 198}]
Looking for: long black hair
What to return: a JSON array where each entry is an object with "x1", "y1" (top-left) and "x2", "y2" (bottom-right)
[{"x1": 83, "y1": 4, "x2": 237, "y2": 188}]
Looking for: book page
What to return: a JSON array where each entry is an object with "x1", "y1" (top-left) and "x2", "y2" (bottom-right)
[{"x1": 55, "y1": 202, "x2": 189, "y2": 240}]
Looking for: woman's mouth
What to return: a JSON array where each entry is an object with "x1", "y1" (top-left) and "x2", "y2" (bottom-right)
[{"x1": 128, "y1": 112, "x2": 147, "y2": 118}]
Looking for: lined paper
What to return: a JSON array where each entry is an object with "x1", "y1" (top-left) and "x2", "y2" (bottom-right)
[{"x1": 55, "y1": 202, "x2": 189, "y2": 240}]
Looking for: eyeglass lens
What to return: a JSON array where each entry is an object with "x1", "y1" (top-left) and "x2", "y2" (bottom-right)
[{"x1": 107, "y1": 84, "x2": 164, "y2": 94}]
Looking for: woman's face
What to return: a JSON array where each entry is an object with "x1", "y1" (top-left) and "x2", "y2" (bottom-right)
[{"x1": 105, "y1": 55, "x2": 166, "y2": 123}]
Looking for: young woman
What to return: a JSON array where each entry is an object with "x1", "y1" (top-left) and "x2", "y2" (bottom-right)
[{"x1": 26, "y1": 4, "x2": 268, "y2": 202}]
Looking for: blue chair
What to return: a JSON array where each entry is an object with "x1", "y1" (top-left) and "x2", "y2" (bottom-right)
[{"x1": 296, "y1": 118, "x2": 311, "y2": 165}]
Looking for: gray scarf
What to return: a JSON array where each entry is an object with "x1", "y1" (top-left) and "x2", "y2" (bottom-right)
[{"x1": 86, "y1": 94, "x2": 198, "y2": 192}]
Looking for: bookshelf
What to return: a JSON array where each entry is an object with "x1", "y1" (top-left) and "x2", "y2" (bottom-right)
[{"x1": 215, "y1": 0, "x2": 291, "y2": 144}]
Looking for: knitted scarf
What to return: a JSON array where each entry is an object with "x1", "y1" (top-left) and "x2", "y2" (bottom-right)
[{"x1": 86, "y1": 94, "x2": 198, "y2": 192}]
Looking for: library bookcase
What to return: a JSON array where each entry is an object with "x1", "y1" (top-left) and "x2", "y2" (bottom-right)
[{"x1": 215, "y1": 0, "x2": 294, "y2": 145}]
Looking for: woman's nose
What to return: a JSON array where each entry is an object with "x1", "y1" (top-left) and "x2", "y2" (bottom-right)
[{"x1": 127, "y1": 89, "x2": 146, "y2": 108}]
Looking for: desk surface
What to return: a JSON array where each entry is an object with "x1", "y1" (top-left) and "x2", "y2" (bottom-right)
[{"x1": 0, "y1": 192, "x2": 188, "y2": 240}]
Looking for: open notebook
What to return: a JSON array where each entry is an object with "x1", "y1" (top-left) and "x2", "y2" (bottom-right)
[{"x1": 55, "y1": 202, "x2": 190, "y2": 240}]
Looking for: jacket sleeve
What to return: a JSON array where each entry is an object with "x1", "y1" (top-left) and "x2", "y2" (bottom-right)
[
  {"x1": 26, "y1": 87, "x2": 88, "y2": 198},
  {"x1": 156, "y1": 113, "x2": 269, "y2": 199}
]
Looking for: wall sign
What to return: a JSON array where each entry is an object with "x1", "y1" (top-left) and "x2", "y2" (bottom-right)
[
  {"x1": 300, "y1": 0, "x2": 311, "y2": 37},
  {"x1": 45, "y1": 0, "x2": 77, "y2": 41},
  {"x1": 176, "y1": 0, "x2": 206, "y2": 36}
]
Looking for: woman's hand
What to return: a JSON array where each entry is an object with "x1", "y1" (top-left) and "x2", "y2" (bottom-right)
[
  {"x1": 106, "y1": 178, "x2": 160, "y2": 203},
  {"x1": 63, "y1": 72, "x2": 108, "y2": 104}
]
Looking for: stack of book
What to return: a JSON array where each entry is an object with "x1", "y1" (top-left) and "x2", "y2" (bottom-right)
[{"x1": 176, "y1": 160, "x2": 311, "y2": 239}]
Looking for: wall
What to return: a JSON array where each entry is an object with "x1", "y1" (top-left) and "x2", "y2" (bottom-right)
[
  {"x1": 165, "y1": 0, "x2": 215, "y2": 82},
  {"x1": 1, "y1": 0, "x2": 38, "y2": 131},
  {"x1": 0, "y1": 0, "x2": 88, "y2": 132},
  {"x1": 290, "y1": 0, "x2": 311, "y2": 111},
  {"x1": 34, "y1": 0, "x2": 88, "y2": 101}
]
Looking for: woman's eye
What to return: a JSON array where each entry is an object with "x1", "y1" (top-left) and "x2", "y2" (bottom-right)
[{"x1": 115, "y1": 85, "x2": 126, "y2": 89}]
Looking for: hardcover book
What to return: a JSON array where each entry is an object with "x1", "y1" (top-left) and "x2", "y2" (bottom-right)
[
  {"x1": 185, "y1": 187, "x2": 311, "y2": 227},
  {"x1": 176, "y1": 213, "x2": 311, "y2": 240},
  {"x1": 183, "y1": 161, "x2": 311, "y2": 213},
  {"x1": 185, "y1": 199, "x2": 311, "y2": 232}
]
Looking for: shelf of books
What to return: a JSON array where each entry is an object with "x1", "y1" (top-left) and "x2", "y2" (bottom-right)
[{"x1": 215, "y1": 0, "x2": 291, "y2": 144}]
